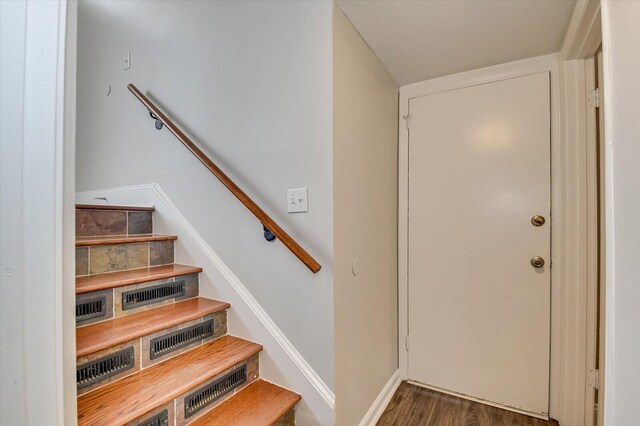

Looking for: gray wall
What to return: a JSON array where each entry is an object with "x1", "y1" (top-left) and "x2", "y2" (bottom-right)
[
  {"x1": 77, "y1": 0, "x2": 335, "y2": 389},
  {"x1": 333, "y1": 6, "x2": 399, "y2": 425}
]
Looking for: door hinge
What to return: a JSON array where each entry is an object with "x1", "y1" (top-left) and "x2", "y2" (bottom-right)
[
  {"x1": 405, "y1": 335, "x2": 410, "y2": 351},
  {"x1": 588, "y1": 368, "x2": 601, "y2": 390},
  {"x1": 588, "y1": 88, "x2": 600, "y2": 108},
  {"x1": 403, "y1": 114, "x2": 413, "y2": 131}
]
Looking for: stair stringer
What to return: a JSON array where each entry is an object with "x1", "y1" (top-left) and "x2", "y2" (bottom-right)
[{"x1": 76, "y1": 183, "x2": 334, "y2": 426}]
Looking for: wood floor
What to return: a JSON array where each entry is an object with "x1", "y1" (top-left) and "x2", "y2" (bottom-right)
[{"x1": 377, "y1": 382, "x2": 560, "y2": 426}]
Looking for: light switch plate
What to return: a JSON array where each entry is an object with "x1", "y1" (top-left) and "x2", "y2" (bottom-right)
[{"x1": 287, "y1": 187, "x2": 308, "y2": 213}]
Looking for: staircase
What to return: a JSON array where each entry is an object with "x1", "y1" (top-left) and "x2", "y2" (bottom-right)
[{"x1": 74, "y1": 204, "x2": 301, "y2": 426}]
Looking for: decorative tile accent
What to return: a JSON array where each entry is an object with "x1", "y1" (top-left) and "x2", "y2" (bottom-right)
[
  {"x1": 76, "y1": 247, "x2": 89, "y2": 276},
  {"x1": 150, "y1": 240, "x2": 174, "y2": 266},
  {"x1": 89, "y1": 242, "x2": 149, "y2": 274},
  {"x1": 128, "y1": 211, "x2": 153, "y2": 235},
  {"x1": 127, "y1": 402, "x2": 175, "y2": 426},
  {"x1": 140, "y1": 311, "x2": 226, "y2": 368},
  {"x1": 76, "y1": 210, "x2": 127, "y2": 237},
  {"x1": 174, "y1": 354, "x2": 259, "y2": 425},
  {"x1": 113, "y1": 273, "x2": 199, "y2": 317},
  {"x1": 76, "y1": 339, "x2": 140, "y2": 396},
  {"x1": 76, "y1": 289, "x2": 114, "y2": 326}
]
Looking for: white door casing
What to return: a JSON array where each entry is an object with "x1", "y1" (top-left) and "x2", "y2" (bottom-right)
[{"x1": 407, "y1": 72, "x2": 551, "y2": 416}]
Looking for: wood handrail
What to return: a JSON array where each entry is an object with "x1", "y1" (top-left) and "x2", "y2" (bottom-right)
[{"x1": 127, "y1": 84, "x2": 321, "y2": 273}]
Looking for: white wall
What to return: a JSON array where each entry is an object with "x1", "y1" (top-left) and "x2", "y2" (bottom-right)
[
  {"x1": 333, "y1": 7, "x2": 399, "y2": 425},
  {"x1": 0, "y1": 0, "x2": 77, "y2": 424},
  {"x1": 601, "y1": 1, "x2": 640, "y2": 424},
  {"x1": 76, "y1": 1, "x2": 335, "y2": 389}
]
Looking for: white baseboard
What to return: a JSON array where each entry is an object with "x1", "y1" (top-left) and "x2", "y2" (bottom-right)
[
  {"x1": 358, "y1": 370, "x2": 401, "y2": 426},
  {"x1": 76, "y1": 184, "x2": 335, "y2": 425}
]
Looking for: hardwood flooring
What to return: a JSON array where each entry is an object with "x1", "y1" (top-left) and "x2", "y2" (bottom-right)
[
  {"x1": 377, "y1": 382, "x2": 560, "y2": 426},
  {"x1": 76, "y1": 263, "x2": 202, "y2": 294},
  {"x1": 189, "y1": 379, "x2": 301, "y2": 426}
]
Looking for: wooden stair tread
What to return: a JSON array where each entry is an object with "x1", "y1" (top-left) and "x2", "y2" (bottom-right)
[
  {"x1": 76, "y1": 234, "x2": 177, "y2": 247},
  {"x1": 76, "y1": 264, "x2": 203, "y2": 294},
  {"x1": 76, "y1": 297, "x2": 230, "y2": 357},
  {"x1": 76, "y1": 204, "x2": 155, "y2": 212},
  {"x1": 190, "y1": 379, "x2": 301, "y2": 426},
  {"x1": 77, "y1": 335, "x2": 262, "y2": 426}
]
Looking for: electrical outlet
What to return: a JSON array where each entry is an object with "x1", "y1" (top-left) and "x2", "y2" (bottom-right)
[{"x1": 287, "y1": 187, "x2": 308, "y2": 213}]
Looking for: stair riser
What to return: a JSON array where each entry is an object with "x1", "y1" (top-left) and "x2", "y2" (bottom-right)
[
  {"x1": 77, "y1": 209, "x2": 153, "y2": 237},
  {"x1": 76, "y1": 240, "x2": 174, "y2": 276},
  {"x1": 274, "y1": 408, "x2": 295, "y2": 426},
  {"x1": 77, "y1": 311, "x2": 227, "y2": 396},
  {"x1": 141, "y1": 313, "x2": 226, "y2": 368},
  {"x1": 128, "y1": 354, "x2": 259, "y2": 426},
  {"x1": 177, "y1": 354, "x2": 259, "y2": 425},
  {"x1": 127, "y1": 402, "x2": 174, "y2": 426},
  {"x1": 77, "y1": 340, "x2": 141, "y2": 396},
  {"x1": 76, "y1": 289, "x2": 114, "y2": 326},
  {"x1": 116, "y1": 273, "x2": 199, "y2": 318},
  {"x1": 76, "y1": 273, "x2": 199, "y2": 326}
]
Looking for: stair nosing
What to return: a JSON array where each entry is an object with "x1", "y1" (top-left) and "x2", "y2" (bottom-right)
[
  {"x1": 77, "y1": 335, "x2": 262, "y2": 426},
  {"x1": 76, "y1": 264, "x2": 203, "y2": 294},
  {"x1": 76, "y1": 234, "x2": 177, "y2": 247},
  {"x1": 76, "y1": 204, "x2": 155, "y2": 212},
  {"x1": 76, "y1": 297, "x2": 230, "y2": 358}
]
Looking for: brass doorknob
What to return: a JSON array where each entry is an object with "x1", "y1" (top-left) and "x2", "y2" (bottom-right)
[
  {"x1": 531, "y1": 215, "x2": 546, "y2": 227},
  {"x1": 530, "y1": 256, "x2": 545, "y2": 268}
]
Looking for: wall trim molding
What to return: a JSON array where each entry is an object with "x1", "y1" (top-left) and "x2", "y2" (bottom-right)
[
  {"x1": 151, "y1": 183, "x2": 336, "y2": 409},
  {"x1": 75, "y1": 183, "x2": 335, "y2": 419},
  {"x1": 358, "y1": 370, "x2": 400, "y2": 426}
]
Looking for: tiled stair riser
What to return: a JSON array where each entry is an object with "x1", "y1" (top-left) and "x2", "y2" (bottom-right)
[
  {"x1": 76, "y1": 209, "x2": 153, "y2": 237},
  {"x1": 141, "y1": 312, "x2": 227, "y2": 368},
  {"x1": 76, "y1": 289, "x2": 114, "y2": 326},
  {"x1": 126, "y1": 402, "x2": 175, "y2": 426},
  {"x1": 77, "y1": 340, "x2": 141, "y2": 396},
  {"x1": 178, "y1": 354, "x2": 259, "y2": 426},
  {"x1": 115, "y1": 273, "x2": 199, "y2": 317},
  {"x1": 75, "y1": 240, "x2": 174, "y2": 276},
  {"x1": 75, "y1": 273, "x2": 199, "y2": 326}
]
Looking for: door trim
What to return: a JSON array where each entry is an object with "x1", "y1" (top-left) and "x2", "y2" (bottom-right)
[{"x1": 399, "y1": 53, "x2": 564, "y2": 420}]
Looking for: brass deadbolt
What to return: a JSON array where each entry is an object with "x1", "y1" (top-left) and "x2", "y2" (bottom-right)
[
  {"x1": 530, "y1": 256, "x2": 545, "y2": 268},
  {"x1": 531, "y1": 215, "x2": 546, "y2": 227}
]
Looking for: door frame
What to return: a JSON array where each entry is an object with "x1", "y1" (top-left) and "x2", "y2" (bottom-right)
[
  {"x1": 0, "y1": 1, "x2": 77, "y2": 424},
  {"x1": 398, "y1": 2, "x2": 603, "y2": 424},
  {"x1": 399, "y1": 53, "x2": 561, "y2": 419},
  {"x1": 404, "y1": 70, "x2": 554, "y2": 419},
  {"x1": 561, "y1": 0, "x2": 604, "y2": 424}
]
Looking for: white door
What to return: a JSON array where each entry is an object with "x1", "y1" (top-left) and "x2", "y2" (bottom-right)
[{"x1": 407, "y1": 72, "x2": 551, "y2": 416}]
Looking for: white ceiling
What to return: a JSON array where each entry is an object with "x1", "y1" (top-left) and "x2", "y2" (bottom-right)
[{"x1": 337, "y1": 0, "x2": 576, "y2": 86}]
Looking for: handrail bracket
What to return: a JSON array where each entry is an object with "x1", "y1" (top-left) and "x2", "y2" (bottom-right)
[
  {"x1": 149, "y1": 111, "x2": 163, "y2": 130},
  {"x1": 263, "y1": 226, "x2": 276, "y2": 242}
]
